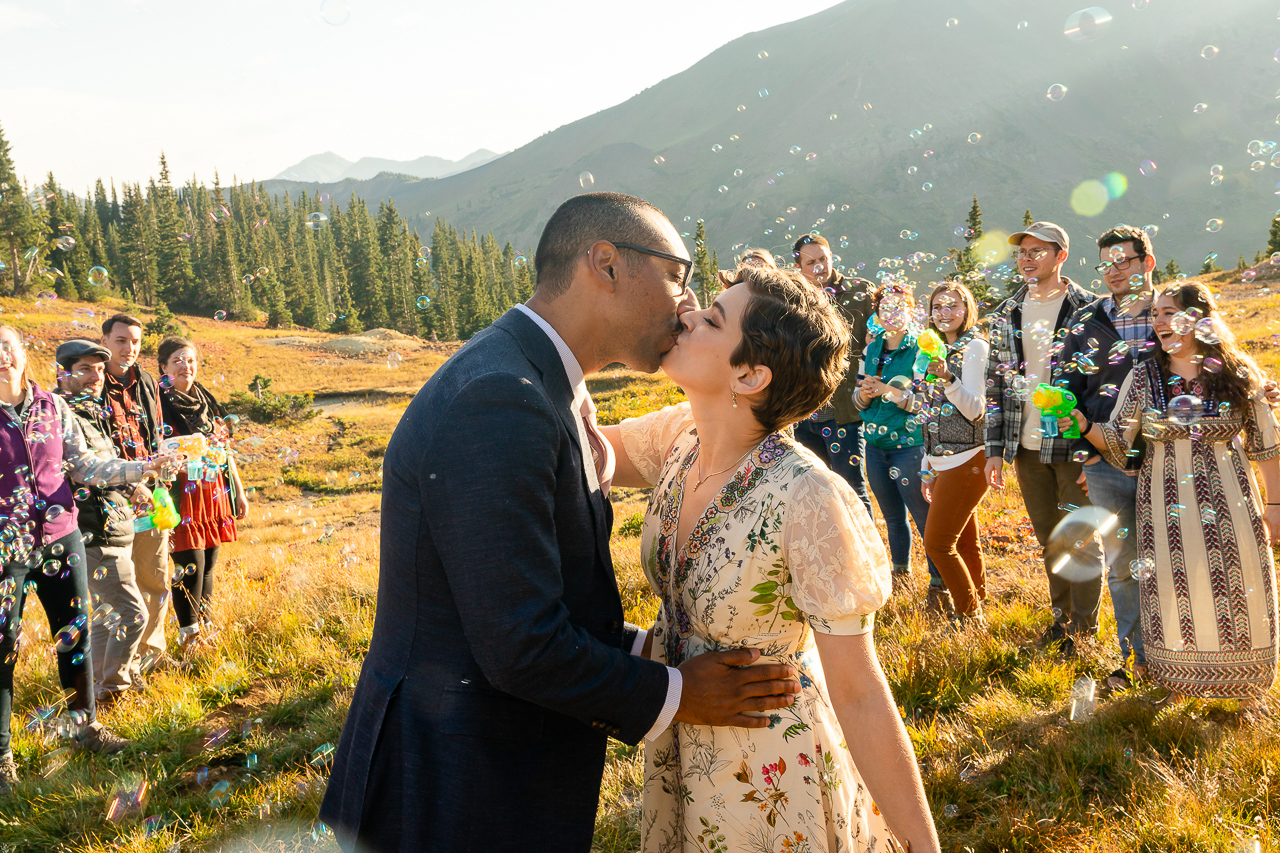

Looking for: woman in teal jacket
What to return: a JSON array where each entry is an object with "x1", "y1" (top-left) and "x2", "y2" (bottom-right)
[{"x1": 853, "y1": 283, "x2": 942, "y2": 598}]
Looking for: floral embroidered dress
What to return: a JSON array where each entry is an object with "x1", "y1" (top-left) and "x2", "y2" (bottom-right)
[
  {"x1": 620, "y1": 403, "x2": 895, "y2": 853},
  {"x1": 1099, "y1": 361, "x2": 1280, "y2": 698}
]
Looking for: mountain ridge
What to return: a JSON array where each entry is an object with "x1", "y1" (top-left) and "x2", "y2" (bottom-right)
[{"x1": 273, "y1": 149, "x2": 501, "y2": 183}]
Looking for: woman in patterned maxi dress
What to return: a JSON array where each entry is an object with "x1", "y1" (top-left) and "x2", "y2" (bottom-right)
[
  {"x1": 1075, "y1": 283, "x2": 1280, "y2": 699},
  {"x1": 604, "y1": 269, "x2": 939, "y2": 853}
]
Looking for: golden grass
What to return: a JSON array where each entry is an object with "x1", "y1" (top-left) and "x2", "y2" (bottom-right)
[{"x1": 0, "y1": 279, "x2": 1277, "y2": 851}]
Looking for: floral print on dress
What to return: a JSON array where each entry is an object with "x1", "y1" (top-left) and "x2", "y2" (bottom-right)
[{"x1": 619, "y1": 403, "x2": 896, "y2": 853}]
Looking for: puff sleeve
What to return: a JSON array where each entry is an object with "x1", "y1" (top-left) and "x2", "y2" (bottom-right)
[
  {"x1": 619, "y1": 402, "x2": 696, "y2": 487},
  {"x1": 782, "y1": 466, "x2": 892, "y2": 635}
]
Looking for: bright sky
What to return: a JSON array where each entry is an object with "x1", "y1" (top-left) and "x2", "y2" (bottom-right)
[{"x1": 0, "y1": 0, "x2": 843, "y2": 193}]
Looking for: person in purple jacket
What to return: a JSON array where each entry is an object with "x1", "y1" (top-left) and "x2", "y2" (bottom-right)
[{"x1": 0, "y1": 325, "x2": 173, "y2": 795}]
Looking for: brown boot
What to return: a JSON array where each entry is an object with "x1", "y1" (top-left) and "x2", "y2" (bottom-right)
[{"x1": 925, "y1": 585, "x2": 954, "y2": 617}]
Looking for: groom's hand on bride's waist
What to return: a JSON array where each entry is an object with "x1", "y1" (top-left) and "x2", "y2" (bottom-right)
[{"x1": 672, "y1": 648, "x2": 801, "y2": 728}]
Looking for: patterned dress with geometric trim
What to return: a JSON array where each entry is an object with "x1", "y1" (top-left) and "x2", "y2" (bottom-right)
[
  {"x1": 1099, "y1": 361, "x2": 1280, "y2": 698},
  {"x1": 619, "y1": 403, "x2": 898, "y2": 853}
]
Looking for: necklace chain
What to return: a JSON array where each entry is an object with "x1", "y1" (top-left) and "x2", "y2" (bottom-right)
[{"x1": 691, "y1": 444, "x2": 756, "y2": 492}]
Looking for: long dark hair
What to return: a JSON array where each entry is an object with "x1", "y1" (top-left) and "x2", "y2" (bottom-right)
[{"x1": 1155, "y1": 281, "x2": 1259, "y2": 413}]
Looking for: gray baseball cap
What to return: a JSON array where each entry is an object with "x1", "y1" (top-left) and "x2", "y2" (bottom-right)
[
  {"x1": 1008, "y1": 221, "x2": 1069, "y2": 254},
  {"x1": 56, "y1": 339, "x2": 112, "y2": 370}
]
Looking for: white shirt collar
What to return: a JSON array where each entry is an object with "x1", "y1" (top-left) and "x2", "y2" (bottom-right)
[{"x1": 514, "y1": 303, "x2": 588, "y2": 406}]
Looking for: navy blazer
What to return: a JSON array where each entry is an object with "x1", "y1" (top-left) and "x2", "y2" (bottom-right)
[{"x1": 320, "y1": 308, "x2": 670, "y2": 852}]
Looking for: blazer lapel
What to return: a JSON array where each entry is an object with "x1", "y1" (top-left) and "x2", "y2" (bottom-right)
[{"x1": 494, "y1": 310, "x2": 613, "y2": 566}]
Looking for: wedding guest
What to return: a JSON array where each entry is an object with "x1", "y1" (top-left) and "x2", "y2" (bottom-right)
[
  {"x1": 156, "y1": 337, "x2": 247, "y2": 650},
  {"x1": 99, "y1": 314, "x2": 170, "y2": 669},
  {"x1": 0, "y1": 326, "x2": 171, "y2": 792},
  {"x1": 919, "y1": 283, "x2": 990, "y2": 625},
  {"x1": 55, "y1": 340, "x2": 153, "y2": 708},
  {"x1": 1074, "y1": 282, "x2": 1279, "y2": 702},
  {"x1": 736, "y1": 247, "x2": 777, "y2": 269},
  {"x1": 854, "y1": 282, "x2": 942, "y2": 600},
  {"x1": 605, "y1": 265, "x2": 940, "y2": 853},
  {"x1": 792, "y1": 234, "x2": 874, "y2": 513}
]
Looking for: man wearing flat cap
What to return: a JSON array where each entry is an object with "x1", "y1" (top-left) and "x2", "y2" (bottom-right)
[
  {"x1": 982, "y1": 222, "x2": 1104, "y2": 657},
  {"x1": 56, "y1": 339, "x2": 154, "y2": 708}
]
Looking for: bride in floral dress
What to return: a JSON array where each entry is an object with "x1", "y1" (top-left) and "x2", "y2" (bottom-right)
[{"x1": 603, "y1": 267, "x2": 938, "y2": 853}]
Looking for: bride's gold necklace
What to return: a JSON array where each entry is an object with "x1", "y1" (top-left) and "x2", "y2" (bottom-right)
[{"x1": 691, "y1": 443, "x2": 756, "y2": 492}]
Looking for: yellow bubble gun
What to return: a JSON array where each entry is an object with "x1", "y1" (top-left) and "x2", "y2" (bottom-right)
[
  {"x1": 1033, "y1": 383, "x2": 1080, "y2": 439},
  {"x1": 916, "y1": 329, "x2": 947, "y2": 381},
  {"x1": 132, "y1": 486, "x2": 180, "y2": 533}
]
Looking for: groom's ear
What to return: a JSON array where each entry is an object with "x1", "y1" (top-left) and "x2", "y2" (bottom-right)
[
  {"x1": 734, "y1": 363, "x2": 773, "y2": 398},
  {"x1": 583, "y1": 241, "x2": 622, "y2": 293}
]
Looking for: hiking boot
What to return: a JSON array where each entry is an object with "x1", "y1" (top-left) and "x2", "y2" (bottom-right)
[
  {"x1": 948, "y1": 609, "x2": 987, "y2": 632},
  {"x1": 0, "y1": 752, "x2": 16, "y2": 795},
  {"x1": 75, "y1": 721, "x2": 131, "y2": 755},
  {"x1": 925, "y1": 585, "x2": 955, "y2": 617}
]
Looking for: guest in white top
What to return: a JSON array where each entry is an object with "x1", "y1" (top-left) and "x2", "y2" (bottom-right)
[{"x1": 919, "y1": 283, "x2": 991, "y2": 623}]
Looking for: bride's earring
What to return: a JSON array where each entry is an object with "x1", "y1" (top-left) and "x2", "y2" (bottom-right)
[{"x1": 731, "y1": 389, "x2": 738, "y2": 408}]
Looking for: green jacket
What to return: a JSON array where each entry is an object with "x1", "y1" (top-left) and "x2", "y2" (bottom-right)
[{"x1": 855, "y1": 329, "x2": 925, "y2": 450}]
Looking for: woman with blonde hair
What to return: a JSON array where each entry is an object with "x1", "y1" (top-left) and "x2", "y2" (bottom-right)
[
  {"x1": 919, "y1": 282, "x2": 990, "y2": 625},
  {"x1": 1073, "y1": 281, "x2": 1280, "y2": 700}
]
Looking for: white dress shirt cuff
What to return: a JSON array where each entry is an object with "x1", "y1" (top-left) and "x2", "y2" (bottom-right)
[
  {"x1": 629, "y1": 628, "x2": 648, "y2": 657},
  {"x1": 644, "y1": 667, "x2": 682, "y2": 741}
]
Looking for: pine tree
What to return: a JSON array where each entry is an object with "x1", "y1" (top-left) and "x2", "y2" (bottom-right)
[
  {"x1": 954, "y1": 196, "x2": 993, "y2": 306},
  {"x1": 1164, "y1": 259, "x2": 1182, "y2": 281},
  {"x1": 1023, "y1": 209, "x2": 1034, "y2": 227},
  {"x1": 1199, "y1": 256, "x2": 1222, "y2": 276},
  {"x1": 152, "y1": 154, "x2": 196, "y2": 306},
  {"x1": 0, "y1": 123, "x2": 44, "y2": 295},
  {"x1": 691, "y1": 220, "x2": 718, "y2": 306},
  {"x1": 1236, "y1": 254, "x2": 1248, "y2": 271},
  {"x1": 343, "y1": 196, "x2": 390, "y2": 329},
  {"x1": 42, "y1": 174, "x2": 87, "y2": 301},
  {"x1": 118, "y1": 183, "x2": 160, "y2": 305},
  {"x1": 1268, "y1": 215, "x2": 1280, "y2": 258}
]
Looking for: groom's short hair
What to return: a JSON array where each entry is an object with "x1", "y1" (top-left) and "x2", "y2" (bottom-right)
[
  {"x1": 534, "y1": 193, "x2": 668, "y2": 297},
  {"x1": 727, "y1": 267, "x2": 850, "y2": 433}
]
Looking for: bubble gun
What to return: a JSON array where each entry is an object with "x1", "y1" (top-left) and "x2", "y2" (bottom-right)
[
  {"x1": 1033, "y1": 383, "x2": 1079, "y2": 439},
  {"x1": 132, "y1": 485, "x2": 180, "y2": 533},
  {"x1": 915, "y1": 329, "x2": 947, "y2": 381}
]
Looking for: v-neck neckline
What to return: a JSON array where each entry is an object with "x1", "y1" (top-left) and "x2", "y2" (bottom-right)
[{"x1": 668, "y1": 437, "x2": 767, "y2": 566}]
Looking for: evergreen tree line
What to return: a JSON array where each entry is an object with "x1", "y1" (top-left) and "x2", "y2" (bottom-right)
[{"x1": 0, "y1": 124, "x2": 534, "y2": 339}]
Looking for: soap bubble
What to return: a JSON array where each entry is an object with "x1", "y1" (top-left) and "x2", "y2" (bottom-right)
[
  {"x1": 1130, "y1": 557, "x2": 1155, "y2": 581},
  {"x1": 1017, "y1": 20, "x2": 1029, "y2": 30},
  {"x1": 1193, "y1": 103, "x2": 1209, "y2": 114},
  {"x1": 1047, "y1": 506, "x2": 1122, "y2": 582},
  {"x1": 1205, "y1": 219, "x2": 1223, "y2": 232},
  {"x1": 1194, "y1": 317, "x2": 1221, "y2": 345},
  {"x1": 213, "y1": 310, "x2": 228, "y2": 321},
  {"x1": 1202, "y1": 357, "x2": 1223, "y2": 374},
  {"x1": 1167, "y1": 395, "x2": 1203, "y2": 425},
  {"x1": 1064, "y1": 7, "x2": 1113, "y2": 42},
  {"x1": 757, "y1": 50, "x2": 768, "y2": 59},
  {"x1": 758, "y1": 88, "x2": 769, "y2": 98},
  {"x1": 415, "y1": 295, "x2": 431, "y2": 310},
  {"x1": 387, "y1": 352, "x2": 403, "y2": 369},
  {"x1": 55, "y1": 236, "x2": 76, "y2": 252},
  {"x1": 319, "y1": 0, "x2": 350, "y2": 25},
  {"x1": 578, "y1": 171, "x2": 594, "y2": 188},
  {"x1": 305, "y1": 212, "x2": 328, "y2": 231},
  {"x1": 1047, "y1": 84, "x2": 1069, "y2": 102},
  {"x1": 1200, "y1": 45, "x2": 1218, "y2": 60},
  {"x1": 711, "y1": 143, "x2": 723, "y2": 153},
  {"x1": 1139, "y1": 160, "x2": 1157, "y2": 176},
  {"x1": 921, "y1": 182, "x2": 933, "y2": 192},
  {"x1": 968, "y1": 133, "x2": 982, "y2": 144}
]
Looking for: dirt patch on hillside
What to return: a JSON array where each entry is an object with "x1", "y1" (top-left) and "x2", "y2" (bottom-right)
[{"x1": 259, "y1": 328, "x2": 461, "y2": 358}]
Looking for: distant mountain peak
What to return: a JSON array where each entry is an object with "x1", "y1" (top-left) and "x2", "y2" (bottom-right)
[{"x1": 272, "y1": 149, "x2": 502, "y2": 184}]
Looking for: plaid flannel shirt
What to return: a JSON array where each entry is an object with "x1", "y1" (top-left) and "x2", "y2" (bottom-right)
[{"x1": 984, "y1": 278, "x2": 1098, "y2": 464}]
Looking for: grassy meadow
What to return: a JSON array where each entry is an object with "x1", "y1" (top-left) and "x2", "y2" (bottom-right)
[{"x1": 0, "y1": 271, "x2": 1277, "y2": 852}]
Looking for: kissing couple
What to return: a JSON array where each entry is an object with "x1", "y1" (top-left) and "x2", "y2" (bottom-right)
[{"x1": 320, "y1": 193, "x2": 939, "y2": 853}]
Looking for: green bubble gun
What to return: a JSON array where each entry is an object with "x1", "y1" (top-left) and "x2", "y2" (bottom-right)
[
  {"x1": 1033, "y1": 383, "x2": 1079, "y2": 439},
  {"x1": 916, "y1": 329, "x2": 947, "y2": 381},
  {"x1": 132, "y1": 485, "x2": 180, "y2": 533}
]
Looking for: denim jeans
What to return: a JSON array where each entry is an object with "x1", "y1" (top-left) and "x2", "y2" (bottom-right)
[
  {"x1": 865, "y1": 444, "x2": 940, "y2": 583},
  {"x1": 794, "y1": 419, "x2": 872, "y2": 515},
  {"x1": 1083, "y1": 459, "x2": 1144, "y2": 666}
]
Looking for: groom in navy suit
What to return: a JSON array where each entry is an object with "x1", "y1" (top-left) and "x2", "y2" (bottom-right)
[{"x1": 321, "y1": 193, "x2": 801, "y2": 852}]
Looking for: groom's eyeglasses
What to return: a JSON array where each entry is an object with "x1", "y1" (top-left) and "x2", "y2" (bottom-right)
[{"x1": 611, "y1": 242, "x2": 694, "y2": 294}]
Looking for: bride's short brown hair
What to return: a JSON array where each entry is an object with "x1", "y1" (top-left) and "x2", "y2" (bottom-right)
[{"x1": 725, "y1": 267, "x2": 850, "y2": 432}]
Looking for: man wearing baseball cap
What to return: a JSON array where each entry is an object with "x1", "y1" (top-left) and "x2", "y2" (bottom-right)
[
  {"x1": 56, "y1": 339, "x2": 155, "y2": 708},
  {"x1": 983, "y1": 222, "x2": 1103, "y2": 656}
]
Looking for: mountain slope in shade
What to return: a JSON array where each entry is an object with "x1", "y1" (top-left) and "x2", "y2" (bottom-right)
[
  {"x1": 274, "y1": 149, "x2": 500, "y2": 183},
  {"x1": 261, "y1": 0, "x2": 1279, "y2": 275}
]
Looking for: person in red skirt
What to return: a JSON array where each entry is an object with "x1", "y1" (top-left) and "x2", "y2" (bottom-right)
[{"x1": 155, "y1": 337, "x2": 248, "y2": 649}]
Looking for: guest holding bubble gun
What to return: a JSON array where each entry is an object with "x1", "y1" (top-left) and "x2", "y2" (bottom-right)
[
  {"x1": 918, "y1": 283, "x2": 991, "y2": 626},
  {"x1": 1072, "y1": 282, "x2": 1280, "y2": 705},
  {"x1": 156, "y1": 337, "x2": 247, "y2": 652},
  {"x1": 854, "y1": 282, "x2": 943, "y2": 602},
  {"x1": 0, "y1": 326, "x2": 175, "y2": 794}
]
